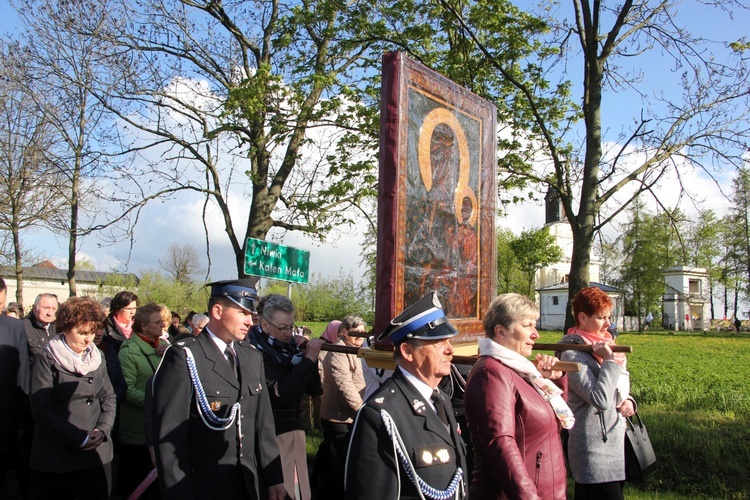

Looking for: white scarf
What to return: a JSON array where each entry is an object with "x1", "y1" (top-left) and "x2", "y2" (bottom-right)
[
  {"x1": 46, "y1": 334, "x2": 102, "y2": 376},
  {"x1": 478, "y1": 337, "x2": 575, "y2": 429}
]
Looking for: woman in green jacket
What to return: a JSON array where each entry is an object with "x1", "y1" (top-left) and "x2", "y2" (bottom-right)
[{"x1": 117, "y1": 303, "x2": 169, "y2": 498}]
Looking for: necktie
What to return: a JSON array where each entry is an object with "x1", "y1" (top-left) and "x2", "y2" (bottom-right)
[
  {"x1": 431, "y1": 389, "x2": 449, "y2": 427},
  {"x1": 225, "y1": 345, "x2": 238, "y2": 380}
]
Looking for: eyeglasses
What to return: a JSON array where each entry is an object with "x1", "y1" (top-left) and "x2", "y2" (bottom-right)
[
  {"x1": 265, "y1": 319, "x2": 296, "y2": 333},
  {"x1": 147, "y1": 319, "x2": 166, "y2": 325}
]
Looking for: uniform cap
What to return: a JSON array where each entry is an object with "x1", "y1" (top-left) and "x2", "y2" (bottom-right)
[
  {"x1": 377, "y1": 291, "x2": 458, "y2": 344},
  {"x1": 206, "y1": 279, "x2": 259, "y2": 313}
]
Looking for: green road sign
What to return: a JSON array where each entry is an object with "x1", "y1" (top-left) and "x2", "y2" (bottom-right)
[{"x1": 244, "y1": 238, "x2": 310, "y2": 284}]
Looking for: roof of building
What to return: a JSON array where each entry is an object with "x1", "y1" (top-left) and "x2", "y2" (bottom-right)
[
  {"x1": 537, "y1": 281, "x2": 625, "y2": 294},
  {"x1": 1, "y1": 261, "x2": 139, "y2": 284}
]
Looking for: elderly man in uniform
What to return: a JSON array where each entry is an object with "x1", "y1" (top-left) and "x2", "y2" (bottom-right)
[
  {"x1": 345, "y1": 292, "x2": 467, "y2": 500},
  {"x1": 151, "y1": 279, "x2": 285, "y2": 500}
]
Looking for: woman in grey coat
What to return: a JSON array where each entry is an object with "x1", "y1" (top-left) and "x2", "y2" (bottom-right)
[
  {"x1": 560, "y1": 287, "x2": 636, "y2": 500},
  {"x1": 29, "y1": 297, "x2": 116, "y2": 499}
]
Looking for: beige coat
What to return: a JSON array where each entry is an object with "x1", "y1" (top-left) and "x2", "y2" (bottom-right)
[{"x1": 320, "y1": 339, "x2": 365, "y2": 423}]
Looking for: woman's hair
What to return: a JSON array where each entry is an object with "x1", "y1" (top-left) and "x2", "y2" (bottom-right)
[
  {"x1": 5, "y1": 302, "x2": 23, "y2": 317},
  {"x1": 159, "y1": 304, "x2": 172, "y2": 325},
  {"x1": 259, "y1": 294, "x2": 294, "y2": 321},
  {"x1": 483, "y1": 294, "x2": 539, "y2": 338},
  {"x1": 57, "y1": 296, "x2": 107, "y2": 333},
  {"x1": 133, "y1": 303, "x2": 164, "y2": 333},
  {"x1": 573, "y1": 287, "x2": 613, "y2": 324},
  {"x1": 109, "y1": 290, "x2": 138, "y2": 315},
  {"x1": 339, "y1": 315, "x2": 366, "y2": 336}
]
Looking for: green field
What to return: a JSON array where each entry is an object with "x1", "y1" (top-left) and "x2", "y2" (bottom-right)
[{"x1": 303, "y1": 324, "x2": 750, "y2": 498}]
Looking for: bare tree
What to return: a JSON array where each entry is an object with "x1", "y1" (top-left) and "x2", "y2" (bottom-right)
[
  {"x1": 76, "y1": 0, "x2": 379, "y2": 278},
  {"x1": 10, "y1": 0, "x2": 165, "y2": 295},
  {"x1": 0, "y1": 42, "x2": 66, "y2": 307},
  {"x1": 159, "y1": 243, "x2": 202, "y2": 285}
]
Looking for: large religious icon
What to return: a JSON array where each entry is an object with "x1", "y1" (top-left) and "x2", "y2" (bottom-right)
[{"x1": 375, "y1": 52, "x2": 497, "y2": 341}]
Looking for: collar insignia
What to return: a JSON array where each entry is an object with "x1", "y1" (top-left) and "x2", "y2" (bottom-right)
[
  {"x1": 412, "y1": 399, "x2": 426, "y2": 414},
  {"x1": 422, "y1": 450, "x2": 434, "y2": 465},
  {"x1": 374, "y1": 397, "x2": 385, "y2": 404}
]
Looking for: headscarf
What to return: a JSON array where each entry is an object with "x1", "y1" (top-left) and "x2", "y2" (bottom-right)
[{"x1": 322, "y1": 320, "x2": 342, "y2": 343}]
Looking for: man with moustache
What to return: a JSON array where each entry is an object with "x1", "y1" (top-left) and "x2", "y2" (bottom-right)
[
  {"x1": 345, "y1": 292, "x2": 467, "y2": 500},
  {"x1": 151, "y1": 279, "x2": 285, "y2": 500}
]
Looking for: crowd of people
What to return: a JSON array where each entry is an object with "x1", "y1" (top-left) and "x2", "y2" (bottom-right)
[{"x1": 0, "y1": 277, "x2": 637, "y2": 500}]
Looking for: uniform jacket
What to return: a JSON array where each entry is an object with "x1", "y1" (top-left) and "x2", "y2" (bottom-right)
[
  {"x1": 28, "y1": 347, "x2": 116, "y2": 473},
  {"x1": 559, "y1": 334, "x2": 627, "y2": 484},
  {"x1": 23, "y1": 311, "x2": 55, "y2": 367},
  {"x1": 118, "y1": 334, "x2": 167, "y2": 445},
  {"x1": 152, "y1": 330, "x2": 283, "y2": 500},
  {"x1": 464, "y1": 357, "x2": 567, "y2": 500},
  {"x1": 321, "y1": 339, "x2": 366, "y2": 423},
  {"x1": 0, "y1": 315, "x2": 31, "y2": 454},
  {"x1": 345, "y1": 368, "x2": 468, "y2": 500}
]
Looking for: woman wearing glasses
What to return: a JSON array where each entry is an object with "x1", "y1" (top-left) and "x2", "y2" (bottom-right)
[
  {"x1": 117, "y1": 303, "x2": 170, "y2": 499},
  {"x1": 246, "y1": 294, "x2": 325, "y2": 500},
  {"x1": 28, "y1": 297, "x2": 115, "y2": 499},
  {"x1": 103, "y1": 290, "x2": 138, "y2": 350}
]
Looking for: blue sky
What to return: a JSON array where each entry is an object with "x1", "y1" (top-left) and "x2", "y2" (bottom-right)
[{"x1": 0, "y1": 1, "x2": 747, "y2": 304}]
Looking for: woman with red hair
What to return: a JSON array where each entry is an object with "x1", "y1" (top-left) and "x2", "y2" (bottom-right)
[{"x1": 560, "y1": 286, "x2": 636, "y2": 499}]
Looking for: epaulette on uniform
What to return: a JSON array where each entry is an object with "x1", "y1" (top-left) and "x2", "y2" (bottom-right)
[{"x1": 173, "y1": 337, "x2": 198, "y2": 348}]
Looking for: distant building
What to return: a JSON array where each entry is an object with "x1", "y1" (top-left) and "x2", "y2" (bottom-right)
[
  {"x1": 537, "y1": 188, "x2": 601, "y2": 289},
  {"x1": 662, "y1": 266, "x2": 710, "y2": 331},
  {"x1": 537, "y1": 281, "x2": 625, "y2": 331},
  {"x1": 1, "y1": 261, "x2": 139, "y2": 310}
]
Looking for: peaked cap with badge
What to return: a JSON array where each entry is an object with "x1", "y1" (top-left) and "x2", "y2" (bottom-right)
[
  {"x1": 345, "y1": 292, "x2": 467, "y2": 500},
  {"x1": 207, "y1": 278, "x2": 259, "y2": 313},
  {"x1": 378, "y1": 291, "x2": 458, "y2": 345},
  {"x1": 151, "y1": 278, "x2": 283, "y2": 499}
]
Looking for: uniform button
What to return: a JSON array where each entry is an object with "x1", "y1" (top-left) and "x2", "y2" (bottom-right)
[
  {"x1": 240, "y1": 396, "x2": 244, "y2": 401},
  {"x1": 389, "y1": 389, "x2": 395, "y2": 393},
  {"x1": 216, "y1": 391, "x2": 220, "y2": 395},
  {"x1": 239, "y1": 453, "x2": 243, "y2": 458},
  {"x1": 241, "y1": 415, "x2": 245, "y2": 419},
  {"x1": 88, "y1": 378, "x2": 94, "y2": 384}
]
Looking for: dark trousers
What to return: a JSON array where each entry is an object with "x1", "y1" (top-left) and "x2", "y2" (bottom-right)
[
  {"x1": 574, "y1": 480, "x2": 625, "y2": 500},
  {"x1": 317, "y1": 420, "x2": 351, "y2": 500},
  {"x1": 117, "y1": 443, "x2": 160, "y2": 499},
  {"x1": 29, "y1": 463, "x2": 111, "y2": 500}
]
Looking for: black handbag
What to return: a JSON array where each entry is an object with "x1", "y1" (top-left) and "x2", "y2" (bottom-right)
[{"x1": 624, "y1": 410, "x2": 657, "y2": 482}]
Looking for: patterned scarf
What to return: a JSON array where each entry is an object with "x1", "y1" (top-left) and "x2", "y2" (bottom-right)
[
  {"x1": 478, "y1": 337, "x2": 575, "y2": 429},
  {"x1": 46, "y1": 334, "x2": 102, "y2": 376}
]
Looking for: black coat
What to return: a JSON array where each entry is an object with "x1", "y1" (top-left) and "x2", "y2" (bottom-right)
[
  {"x1": 0, "y1": 315, "x2": 31, "y2": 454},
  {"x1": 23, "y1": 311, "x2": 55, "y2": 367},
  {"x1": 152, "y1": 330, "x2": 283, "y2": 500},
  {"x1": 345, "y1": 368, "x2": 468, "y2": 500},
  {"x1": 246, "y1": 326, "x2": 322, "y2": 434},
  {"x1": 29, "y1": 347, "x2": 116, "y2": 473}
]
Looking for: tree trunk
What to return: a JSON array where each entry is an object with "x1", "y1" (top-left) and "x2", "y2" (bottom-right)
[{"x1": 13, "y1": 226, "x2": 23, "y2": 309}]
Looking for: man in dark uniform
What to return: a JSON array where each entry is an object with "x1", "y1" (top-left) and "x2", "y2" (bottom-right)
[
  {"x1": 152, "y1": 279, "x2": 285, "y2": 500},
  {"x1": 345, "y1": 292, "x2": 467, "y2": 500}
]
